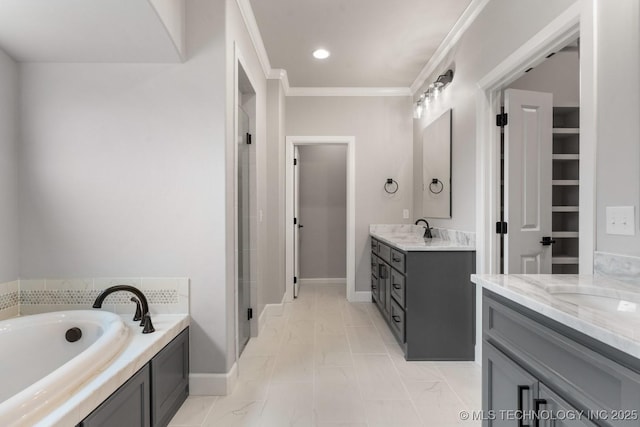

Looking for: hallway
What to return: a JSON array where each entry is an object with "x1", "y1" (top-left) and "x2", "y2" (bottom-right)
[{"x1": 169, "y1": 283, "x2": 481, "y2": 426}]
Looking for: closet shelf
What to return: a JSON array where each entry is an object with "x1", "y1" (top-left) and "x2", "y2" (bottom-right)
[
  {"x1": 552, "y1": 256, "x2": 579, "y2": 265},
  {"x1": 552, "y1": 232, "x2": 579, "y2": 238},
  {"x1": 552, "y1": 206, "x2": 579, "y2": 212},
  {"x1": 553, "y1": 180, "x2": 579, "y2": 186},
  {"x1": 553, "y1": 154, "x2": 580, "y2": 160},
  {"x1": 553, "y1": 128, "x2": 579, "y2": 134}
]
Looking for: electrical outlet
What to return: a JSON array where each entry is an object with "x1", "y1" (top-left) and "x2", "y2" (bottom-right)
[
  {"x1": 403, "y1": 209, "x2": 410, "y2": 219},
  {"x1": 606, "y1": 206, "x2": 635, "y2": 236}
]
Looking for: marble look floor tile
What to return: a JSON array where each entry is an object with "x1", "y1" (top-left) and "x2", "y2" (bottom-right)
[
  {"x1": 363, "y1": 400, "x2": 423, "y2": 427},
  {"x1": 352, "y1": 354, "x2": 408, "y2": 400},
  {"x1": 259, "y1": 382, "x2": 314, "y2": 427},
  {"x1": 404, "y1": 381, "x2": 469, "y2": 427},
  {"x1": 314, "y1": 381, "x2": 368, "y2": 424},
  {"x1": 168, "y1": 396, "x2": 216, "y2": 426},
  {"x1": 346, "y1": 326, "x2": 387, "y2": 354},
  {"x1": 202, "y1": 399, "x2": 264, "y2": 427},
  {"x1": 438, "y1": 364, "x2": 482, "y2": 409},
  {"x1": 174, "y1": 283, "x2": 482, "y2": 427}
]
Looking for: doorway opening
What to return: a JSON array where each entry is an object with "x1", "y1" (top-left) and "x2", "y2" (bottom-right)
[
  {"x1": 295, "y1": 145, "x2": 348, "y2": 295},
  {"x1": 285, "y1": 136, "x2": 356, "y2": 302},
  {"x1": 498, "y1": 40, "x2": 580, "y2": 274}
]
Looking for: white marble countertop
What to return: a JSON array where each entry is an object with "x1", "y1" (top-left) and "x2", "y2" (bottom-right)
[
  {"x1": 36, "y1": 313, "x2": 189, "y2": 427},
  {"x1": 472, "y1": 274, "x2": 640, "y2": 359},
  {"x1": 370, "y1": 224, "x2": 475, "y2": 252}
]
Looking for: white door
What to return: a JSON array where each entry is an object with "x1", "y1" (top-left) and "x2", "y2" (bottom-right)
[
  {"x1": 293, "y1": 146, "x2": 301, "y2": 298},
  {"x1": 504, "y1": 89, "x2": 553, "y2": 274}
]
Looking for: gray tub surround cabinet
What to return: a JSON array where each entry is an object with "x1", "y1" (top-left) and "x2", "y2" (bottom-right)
[
  {"x1": 81, "y1": 328, "x2": 189, "y2": 427},
  {"x1": 370, "y1": 225, "x2": 476, "y2": 361},
  {"x1": 38, "y1": 315, "x2": 189, "y2": 426},
  {"x1": 472, "y1": 274, "x2": 640, "y2": 427}
]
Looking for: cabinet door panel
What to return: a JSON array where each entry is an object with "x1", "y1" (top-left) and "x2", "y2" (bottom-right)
[
  {"x1": 81, "y1": 365, "x2": 150, "y2": 427},
  {"x1": 484, "y1": 342, "x2": 538, "y2": 427},
  {"x1": 151, "y1": 328, "x2": 189, "y2": 427},
  {"x1": 537, "y1": 384, "x2": 598, "y2": 427}
]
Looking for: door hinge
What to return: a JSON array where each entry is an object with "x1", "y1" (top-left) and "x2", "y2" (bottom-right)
[
  {"x1": 247, "y1": 308, "x2": 253, "y2": 320},
  {"x1": 294, "y1": 217, "x2": 297, "y2": 225},
  {"x1": 246, "y1": 132, "x2": 252, "y2": 145},
  {"x1": 293, "y1": 276, "x2": 298, "y2": 284},
  {"x1": 496, "y1": 221, "x2": 508, "y2": 234},
  {"x1": 293, "y1": 158, "x2": 297, "y2": 166},
  {"x1": 496, "y1": 112, "x2": 508, "y2": 127}
]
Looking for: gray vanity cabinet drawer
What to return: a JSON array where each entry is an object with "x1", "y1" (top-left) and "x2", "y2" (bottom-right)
[
  {"x1": 390, "y1": 269, "x2": 405, "y2": 307},
  {"x1": 371, "y1": 238, "x2": 379, "y2": 254},
  {"x1": 484, "y1": 292, "x2": 640, "y2": 426},
  {"x1": 390, "y1": 249, "x2": 405, "y2": 272},
  {"x1": 371, "y1": 275, "x2": 379, "y2": 301},
  {"x1": 390, "y1": 299, "x2": 405, "y2": 342},
  {"x1": 377, "y1": 242, "x2": 391, "y2": 263}
]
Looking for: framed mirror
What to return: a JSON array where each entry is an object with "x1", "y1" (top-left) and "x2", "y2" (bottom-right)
[{"x1": 422, "y1": 109, "x2": 451, "y2": 218}]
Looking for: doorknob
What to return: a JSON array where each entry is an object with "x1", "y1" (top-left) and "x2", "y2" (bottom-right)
[{"x1": 540, "y1": 236, "x2": 556, "y2": 246}]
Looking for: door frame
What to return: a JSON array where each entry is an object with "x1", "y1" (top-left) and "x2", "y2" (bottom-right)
[
  {"x1": 285, "y1": 136, "x2": 356, "y2": 302},
  {"x1": 475, "y1": 2, "x2": 593, "y2": 276},
  {"x1": 474, "y1": 3, "x2": 595, "y2": 362}
]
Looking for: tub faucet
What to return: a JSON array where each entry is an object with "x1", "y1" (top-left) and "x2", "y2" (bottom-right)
[
  {"x1": 93, "y1": 285, "x2": 155, "y2": 333},
  {"x1": 414, "y1": 218, "x2": 433, "y2": 239}
]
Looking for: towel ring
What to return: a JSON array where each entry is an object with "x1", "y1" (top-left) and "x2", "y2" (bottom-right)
[
  {"x1": 429, "y1": 178, "x2": 444, "y2": 194},
  {"x1": 384, "y1": 178, "x2": 399, "y2": 194}
]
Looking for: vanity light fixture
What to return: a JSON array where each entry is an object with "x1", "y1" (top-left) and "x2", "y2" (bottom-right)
[
  {"x1": 413, "y1": 69, "x2": 454, "y2": 119},
  {"x1": 312, "y1": 48, "x2": 330, "y2": 59}
]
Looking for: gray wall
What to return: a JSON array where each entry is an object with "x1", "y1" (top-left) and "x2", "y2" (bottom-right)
[
  {"x1": 0, "y1": 49, "x2": 19, "y2": 284},
  {"x1": 412, "y1": 0, "x2": 577, "y2": 233},
  {"x1": 298, "y1": 145, "x2": 347, "y2": 279},
  {"x1": 286, "y1": 96, "x2": 413, "y2": 292},
  {"x1": 18, "y1": 0, "x2": 229, "y2": 376},
  {"x1": 595, "y1": 0, "x2": 640, "y2": 257},
  {"x1": 509, "y1": 51, "x2": 579, "y2": 107},
  {"x1": 265, "y1": 78, "x2": 286, "y2": 307}
]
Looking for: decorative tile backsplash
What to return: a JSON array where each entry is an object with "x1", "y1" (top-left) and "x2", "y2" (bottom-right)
[
  {"x1": 0, "y1": 277, "x2": 189, "y2": 318},
  {"x1": 594, "y1": 252, "x2": 640, "y2": 286}
]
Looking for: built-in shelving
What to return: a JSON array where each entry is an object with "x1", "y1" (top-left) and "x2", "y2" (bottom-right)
[{"x1": 551, "y1": 106, "x2": 579, "y2": 274}]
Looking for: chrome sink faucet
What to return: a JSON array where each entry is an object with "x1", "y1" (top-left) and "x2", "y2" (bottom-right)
[
  {"x1": 93, "y1": 285, "x2": 155, "y2": 333},
  {"x1": 414, "y1": 218, "x2": 433, "y2": 239}
]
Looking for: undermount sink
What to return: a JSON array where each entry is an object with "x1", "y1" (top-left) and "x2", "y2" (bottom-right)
[{"x1": 546, "y1": 285, "x2": 640, "y2": 314}]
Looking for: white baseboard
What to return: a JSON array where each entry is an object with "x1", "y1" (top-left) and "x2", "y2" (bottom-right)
[
  {"x1": 258, "y1": 293, "x2": 287, "y2": 331},
  {"x1": 189, "y1": 362, "x2": 238, "y2": 396},
  {"x1": 350, "y1": 290, "x2": 372, "y2": 303},
  {"x1": 299, "y1": 278, "x2": 346, "y2": 286}
]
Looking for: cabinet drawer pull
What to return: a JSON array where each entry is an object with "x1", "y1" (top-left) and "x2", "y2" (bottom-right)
[
  {"x1": 392, "y1": 256, "x2": 401, "y2": 262},
  {"x1": 392, "y1": 315, "x2": 401, "y2": 323},
  {"x1": 517, "y1": 385, "x2": 531, "y2": 427},
  {"x1": 371, "y1": 285, "x2": 377, "y2": 290},
  {"x1": 392, "y1": 284, "x2": 401, "y2": 290}
]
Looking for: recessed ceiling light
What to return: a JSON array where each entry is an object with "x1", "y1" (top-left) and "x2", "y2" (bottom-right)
[{"x1": 312, "y1": 48, "x2": 330, "y2": 59}]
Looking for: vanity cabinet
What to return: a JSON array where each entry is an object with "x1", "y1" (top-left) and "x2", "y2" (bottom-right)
[
  {"x1": 483, "y1": 291, "x2": 640, "y2": 427},
  {"x1": 370, "y1": 237, "x2": 475, "y2": 361},
  {"x1": 79, "y1": 327, "x2": 189, "y2": 427}
]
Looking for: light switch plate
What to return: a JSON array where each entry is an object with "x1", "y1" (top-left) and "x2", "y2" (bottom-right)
[
  {"x1": 403, "y1": 209, "x2": 410, "y2": 219},
  {"x1": 606, "y1": 206, "x2": 635, "y2": 236}
]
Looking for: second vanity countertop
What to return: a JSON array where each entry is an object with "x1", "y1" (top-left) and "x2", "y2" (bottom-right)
[
  {"x1": 472, "y1": 274, "x2": 640, "y2": 360},
  {"x1": 370, "y1": 224, "x2": 475, "y2": 252}
]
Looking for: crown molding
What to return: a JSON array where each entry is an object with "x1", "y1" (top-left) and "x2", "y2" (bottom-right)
[
  {"x1": 410, "y1": 0, "x2": 490, "y2": 94},
  {"x1": 287, "y1": 87, "x2": 411, "y2": 97},
  {"x1": 235, "y1": 0, "x2": 271, "y2": 78},
  {"x1": 268, "y1": 68, "x2": 290, "y2": 93}
]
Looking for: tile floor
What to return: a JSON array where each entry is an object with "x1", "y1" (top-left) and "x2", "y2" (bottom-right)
[{"x1": 169, "y1": 283, "x2": 481, "y2": 427}]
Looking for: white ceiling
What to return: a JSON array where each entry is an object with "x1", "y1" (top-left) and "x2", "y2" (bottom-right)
[
  {"x1": 249, "y1": 0, "x2": 472, "y2": 88},
  {"x1": 0, "y1": 0, "x2": 182, "y2": 63}
]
